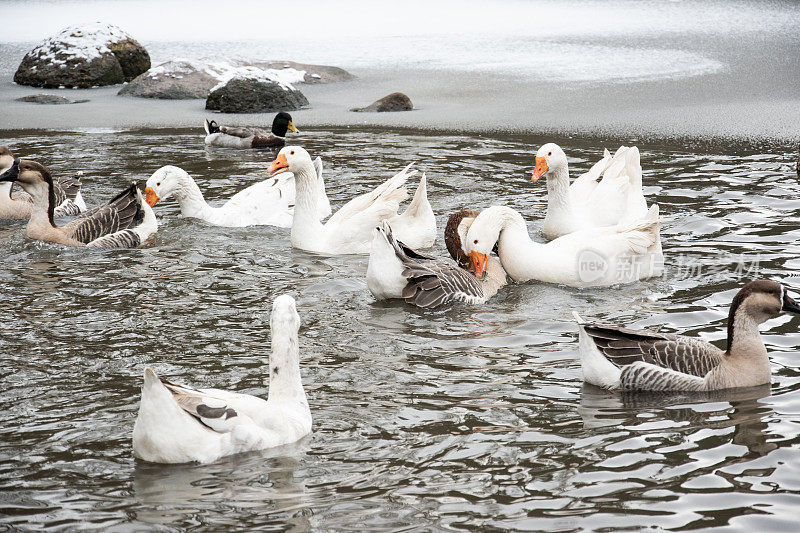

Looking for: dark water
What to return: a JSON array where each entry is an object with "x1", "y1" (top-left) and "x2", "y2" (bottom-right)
[{"x1": 1, "y1": 128, "x2": 800, "y2": 531}]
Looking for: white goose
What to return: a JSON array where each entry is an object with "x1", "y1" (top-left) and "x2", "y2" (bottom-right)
[
  {"x1": 465, "y1": 205, "x2": 663, "y2": 288},
  {"x1": 532, "y1": 143, "x2": 648, "y2": 240},
  {"x1": 367, "y1": 210, "x2": 506, "y2": 308},
  {"x1": 132, "y1": 294, "x2": 312, "y2": 464},
  {"x1": 267, "y1": 146, "x2": 436, "y2": 254},
  {"x1": 144, "y1": 159, "x2": 330, "y2": 228},
  {"x1": 575, "y1": 280, "x2": 800, "y2": 391}
]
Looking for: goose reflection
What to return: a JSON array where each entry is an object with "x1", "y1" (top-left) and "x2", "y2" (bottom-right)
[
  {"x1": 132, "y1": 438, "x2": 311, "y2": 529},
  {"x1": 578, "y1": 383, "x2": 776, "y2": 456}
]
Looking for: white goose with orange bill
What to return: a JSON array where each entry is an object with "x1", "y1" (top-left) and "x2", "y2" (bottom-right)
[
  {"x1": 204, "y1": 112, "x2": 299, "y2": 149},
  {"x1": 532, "y1": 143, "x2": 648, "y2": 240},
  {"x1": 132, "y1": 295, "x2": 312, "y2": 464},
  {"x1": 465, "y1": 205, "x2": 663, "y2": 288},
  {"x1": 144, "y1": 158, "x2": 330, "y2": 227},
  {"x1": 0, "y1": 146, "x2": 87, "y2": 220},
  {"x1": 574, "y1": 280, "x2": 800, "y2": 391},
  {"x1": 0, "y1": 158, "x2": 156, "y2": 248},
  {"x1": 367, "y1": 210, "x2": 506, "y2": 308},
  {"x1": 267, "y1": 146, "x2": 436, "y2": 254}
]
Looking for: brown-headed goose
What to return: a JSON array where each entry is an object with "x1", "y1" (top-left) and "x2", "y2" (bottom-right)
[
  {"x1": 574, "y1": 280, "x2": 800, "y2": 391},
  {"x1": 0, "y1": 159, "x2": 156, "y2": 248},
  {"x1": 204, "y1": 112, "x2": 298, "y2": 149},
  {"x1": 0, "y1": 146, "x2": 86, "y2": 220},
  {"x1": 133, "y1": 295, "x2": 312, "y2": 464},
  {"x1": 367, "y1": 210, "x2": 506, "y2": 308}
]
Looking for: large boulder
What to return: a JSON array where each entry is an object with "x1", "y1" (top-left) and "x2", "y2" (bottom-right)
[
  {"x1": 351, "y1": 92, "x2": 413, "y2": 112},
  {"x1": 16, "y1": 94, "x2": 88, "y2": 105},
  {"x1": 205, "y1": 68, "x2": 309, "y2": 113},
  {"x1": 120, "y1": 59, "x2": 353, "y2": 99},
  {"x1": 14, "y1": 22, "x2": 150, "y2": 89}
]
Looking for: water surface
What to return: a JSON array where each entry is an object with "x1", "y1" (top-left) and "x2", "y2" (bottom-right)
[{"x1": 1, "y1": 128, "x2": 800, "y2": 530}]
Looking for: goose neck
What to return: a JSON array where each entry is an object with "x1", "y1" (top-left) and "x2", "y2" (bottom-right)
[{"x1": 268, "y1": 329, "x2": 306, "y2": 401}]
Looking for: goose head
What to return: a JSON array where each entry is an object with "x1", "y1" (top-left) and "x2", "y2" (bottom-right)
[
  {"x1": 729, "y1": 280, "x2": 800, "y2": 325},
  {"x1": 0, "y1": 158, "x2": 52, "y2": 198},
  {"x1": 444, "y1": 209, "x2": 481, "y2": 271},
  {"x1": 272, "y1": 112, "x2": 299, "y2": 137},
  {"x1": 268, "y1": 146, "x2": 313, "y2": 178},
  {"x1": 532, "y1": 142, "x2": 567, "y2": 182},
  {"x1": 145, "y1": 165, "x2": 191, "y2": 207},
  {"x1": 465, "y1": 208, "x2": 508, "y2": 279}
]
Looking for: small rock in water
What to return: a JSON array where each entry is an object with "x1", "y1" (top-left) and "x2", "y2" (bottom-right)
[
  {"x1": 205, "y1": 69, "x2": 309, "y2": 113},
  {"x1": 16, "y1": 94, "x2": 88, "y2": 105},
  {"x1": 351, "y1": 92, "x2": 414, "y2": 112},
  {"x1": 14, "y1": 22, "x2": 150, "y2": 89}
]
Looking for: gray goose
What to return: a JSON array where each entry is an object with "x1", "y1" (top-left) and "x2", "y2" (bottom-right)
[
  {"x1": 203, "y1": 112, "x2": 298, "y2": 149},
  {"x1": 0, "y1": 159, "x2": 157, "y2": 248},
  {"x1": 0, "y1": 146, "x2": 86, "y2": 219},
  {"x1": 366, "y1": 210, "x2": 507, "y2": 308},
  {"x1": 575, "y1": 279, "x2": 800, "y2": 391}
]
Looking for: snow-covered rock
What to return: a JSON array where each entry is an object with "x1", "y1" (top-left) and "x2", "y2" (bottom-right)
[
  {"x1": 14, "y1": 22, "x2": 150, "y2": 89},
  {"x1": 205, "y1": 69, "x2": 309, "y2": 113},
  {"x1": 351, "y1": 92, "x2": 414, "y2": 112},
  {"x1": 119, "y1": 58, "x2": 353, "y2": 99}
]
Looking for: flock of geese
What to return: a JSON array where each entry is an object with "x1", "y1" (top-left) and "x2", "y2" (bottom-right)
[{"x1": 3, "y1": 112, "x2": 798, "y2": 464}]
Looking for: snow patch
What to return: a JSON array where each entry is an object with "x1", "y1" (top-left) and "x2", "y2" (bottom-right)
[
  {"x1": 26, "y1": 22, "x2": 134, "y2": 65},
  {"x1": 142, "y1": 59, "x2": 306, "y2": 91}
]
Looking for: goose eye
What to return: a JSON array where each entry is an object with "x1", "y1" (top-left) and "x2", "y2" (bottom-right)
[
  {"x1": 474, "y1": 239, "x2": 478, "y2": 244},
  {"x1": 157, "y1": 182, "x2": 161, "y2": 187},
  {"x1": 548, "y1": 151, "x2": 552, "y2": 156},
  {"x1": 290, "y1": 151, "x2": 295, "y2": 155}
]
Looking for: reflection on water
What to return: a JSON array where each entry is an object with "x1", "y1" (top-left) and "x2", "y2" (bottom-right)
[{"x1": 1, "y1": 127, "x2": 800, "y2": 530}]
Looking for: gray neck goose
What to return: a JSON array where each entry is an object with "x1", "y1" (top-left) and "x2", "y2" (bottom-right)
[
  {"x1": 366, "y1": 210, "x2": 507, "y2": 308},
  {"x1": 0, "y1": 158, "x2": 157, "y2": 248},
  {"x1": 575, "y1": 280, "x2": 800, "y2": 391},
  {"x1": 203, "y1": 112, "x2": 298, "y2": 149},
  {"x1": 0, "y1": 145, "x2": 87, "y2": 220}
]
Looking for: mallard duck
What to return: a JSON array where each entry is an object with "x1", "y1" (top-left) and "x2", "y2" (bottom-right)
[
  {"x1": 0, "y1": 159, "x2": 156, "y2": 247},
  {"x1": 367, "y1": 210, "x2": 506, "y2": 308},
  {"x1": 465, "y1": 205, "x2": 663, "y2": 288},
  {"x1": 574, "y1": 280, "x2": 800, "y2": 391},
  {"x1": 532, "y1": 143, "x2": 648, "y2": 240},
  {"x1": 267, "y1": 146, "x2": 435, "y2": 254},
  {"x1": 132, "y1": 294, "x2": 312, "y2": 464},
  {"x1": 204, "y1": 112, "x2": 299, "y2": 149},
  {"x1": 0, "y1": 146, "x2": 86, "y2": 220},
  {"x1": 145, "y1": 160, "x2": 330, "y2": 227}
]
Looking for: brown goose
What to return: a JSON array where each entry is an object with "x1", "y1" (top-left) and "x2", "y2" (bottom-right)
[
  {"x1": 366, "y1": 210, "x2": 507, "y2": 308},
  {"x1": 0, "y1": 146, "x2": 86, "y2": 219},
  {"x1": 0, "y1": 159, "x2": 157, "y2": 248},
  {"x1": 203, "y1": 112, "x2": 298, "y2": 149},
  {"x1": 574, "y1": 279, "x2": 800, "y2": 391}
]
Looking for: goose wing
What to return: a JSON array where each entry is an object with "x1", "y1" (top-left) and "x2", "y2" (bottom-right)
[
  {"x1": 159, "y1": 378, "x2": 242, "y2": 433},
  {"x1": 56, "y1": 173, "x2": 82, "y2": 202},
  {"x1": 63, "y1": 182, "x2": 142, "y2": 244},
  {"x1": 387, "y1": 232, "x2": 484, "y2": 308},
  {"x1": 580, "y1": 322, "x2": 724, "y2": 377}
]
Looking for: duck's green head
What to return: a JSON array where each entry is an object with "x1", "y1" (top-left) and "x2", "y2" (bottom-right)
[{"x1": 272, "y1": 112, "x2": 299, "y2": 137}]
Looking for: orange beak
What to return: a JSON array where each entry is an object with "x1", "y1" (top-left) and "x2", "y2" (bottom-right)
[
  {"x1": 532, "y1": 156, "x2": 548, "y2": 182},
  {"x1": 469, "y1": 250, "x2": 487, "y2": 279},
  {"x1": 268, "y1": 153, "x2": 289, "y2": 177},
  {"x1": 145, "y1": 186, "x2": 159, "y2": 207}
]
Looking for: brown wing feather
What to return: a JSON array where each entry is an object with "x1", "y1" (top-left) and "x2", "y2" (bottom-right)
[
  {"x1": 583, "y1": 323, "x2": 725, "y2": 378},
  {"x1": 56, "y1": 173, "x2": 82, "y2": 202},
  {"x1": 64, "y1": 183, "x2": 141, "y2": 244}
]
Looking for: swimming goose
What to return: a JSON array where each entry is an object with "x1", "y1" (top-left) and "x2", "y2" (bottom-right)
[
  {"x1": 367, "y1": 210, "x2": 506, "y2": 308},
  {"x1": 0, "y1": 159, "x2": 156, "y2": 247},
  {"x1": 144, "y1": 159, "x2": 330, "y2": 227},
  {"x1": 268, "y1": 146, "x2": 433, "y2": 254},
  {"x1": 204, "y1": 112, "x2": 298, "y2": 149},
  {"x1": 465, "y1": 205, "x2": 663, "y2": 288},
  {"x1": 132, "y1": 294, "x2": 312, "y2": 464},
  {"x1": 0, "y1": 146, "x2": 87, "y2": 219},
  {"x1": 532, "y1": 143, "x2": 648, "y2": 240},
  {"x1": 574, "y1": 279, "x2": 800, "y2": 391}
]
